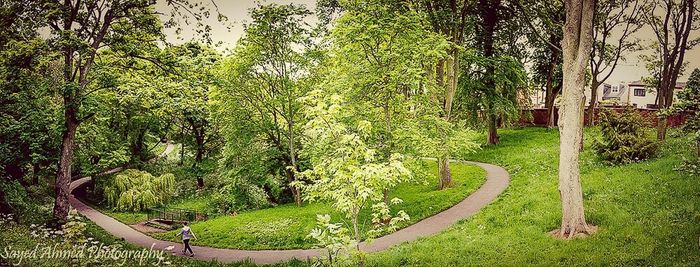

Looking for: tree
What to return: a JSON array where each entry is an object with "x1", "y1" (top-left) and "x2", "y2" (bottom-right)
[
  {"x1": 416, "y1": 0, "x2": 473, "y2": 188},
  {"x1": 297, "y1": 90, "x2": 411, "y2": 264},
  {"x1": 677, "y1": 68, "x2": 700, "y2": 157},
  {"x1": 516, "y1": 0, "x2": 565, "y2": 129},
  {"x1": 554, "y1": 0, "x2": 596, "y2": 239},
  {"x1": 167, "y1": 42, "x2": 221, "y2": 188},
  {"x1": 41, "y1": 0, "x2": 220, "y2": 222},
  {"x1": 455, "y1": 0, "x2": 529, "y2": 145},
  {"x1": 642, "y1": 0, "x2": 700, "y2": 141},
  {"x1": 587, "y1": 0, "x2": 645, "y2": 126},
  {"x1": 320, "y1": 0, "x2": 449, "y2": 197},
  {"x1": 214, "y1": 3, "x2": 314, "y2": 206},
  {"x1": 478, "y1": 0, "x2": 501, "y2": 144}
]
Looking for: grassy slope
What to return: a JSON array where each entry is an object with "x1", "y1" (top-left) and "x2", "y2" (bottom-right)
[
  {"x1": 367, "y1": 127, "x2": 699, "y2": 266},
  {"x1": 150, "y1": 161, "x2": 486, "y2": 250}
]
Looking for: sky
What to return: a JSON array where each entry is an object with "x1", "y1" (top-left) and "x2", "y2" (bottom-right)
[{"x1": 156, "y1": 0, "x2": 700, "y2": 84}]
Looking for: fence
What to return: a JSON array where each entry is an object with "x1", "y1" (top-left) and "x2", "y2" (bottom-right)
[
  {"x1": 147, "y1": 208, "x2": 208, "y2": 222},
  {"x1": 520, "y1": 107, "x2": 692, "y2": 128}
]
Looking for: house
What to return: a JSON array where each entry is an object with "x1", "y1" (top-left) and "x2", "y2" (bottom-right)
[
  {"x1": 584, "y1": 80, "x2": 686, "y2": 109},
  {"x1": 528, "y1": 79, "x2": 686, "y2": 109}
]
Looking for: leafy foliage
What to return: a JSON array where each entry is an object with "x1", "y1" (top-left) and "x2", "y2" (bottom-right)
[
  {"x1": 593, "y1": 108, "x2": 657, "y2": 164},
  {"x1": 211, "y1": 3, "x2": 316, "y2": 205},
  {"x1": 297, "y1": 90, "x2": 411, "y2": 253},
  {"x1": 457, "y1": 52, "x2": 529, "y2": 128},
  {"x1": 307, "y1": 214, "x2": 354, "y2": 266},
  {"x1": 677, "y1": 69, "x2": 700, "y2": 148},
  {"x1": 103, "y1": 169, "x2": 175, "y2": 211}
]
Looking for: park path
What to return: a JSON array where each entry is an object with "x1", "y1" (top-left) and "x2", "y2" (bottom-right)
[{"x1": 69, "y1": 152, "x2": 509, "y2": 265}]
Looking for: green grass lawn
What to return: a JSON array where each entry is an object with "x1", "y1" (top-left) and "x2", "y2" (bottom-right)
[
  {"x1": 366, "y1": 127, "x2": 700, "y2": 266},
  {"x1": 150, "y1": 161, "x2": 486, "y2": 250}
]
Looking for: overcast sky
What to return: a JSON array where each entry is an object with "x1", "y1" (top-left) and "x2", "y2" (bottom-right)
[{"x1": 156, "y1": 0, "x2": 700, "y2": 84}]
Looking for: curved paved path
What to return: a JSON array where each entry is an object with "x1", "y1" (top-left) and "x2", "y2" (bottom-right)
[{"x1": 69, "y1": 157, "x2": 509, "y2": 265}]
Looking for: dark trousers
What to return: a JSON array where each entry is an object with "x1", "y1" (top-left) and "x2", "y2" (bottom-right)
[{"x1": 183, "y1": 239, "x2": 193, "y2": 254}]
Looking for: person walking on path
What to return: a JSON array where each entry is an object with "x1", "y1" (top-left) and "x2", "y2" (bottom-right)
[{"x1": 176, "y1": 222, "x2": 197, "y2": 256}]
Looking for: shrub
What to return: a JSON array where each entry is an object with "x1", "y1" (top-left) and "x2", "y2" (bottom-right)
[
  {"x1": 103, "y1": 169, "x2": 175, "y2": 211},
  {"x1": 594, "y1": 108, "x2": 657, "y2": 164},
  {"x1": 0, "y1": 181, "x2": 42, "y2": 223},
  {"x1": 209, "y1": 173, "x2": 270, "y2": 214}
]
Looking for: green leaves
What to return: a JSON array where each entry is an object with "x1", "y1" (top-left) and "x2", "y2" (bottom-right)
[
  {"x1": 104, "y1": 169, "x2": 175, "y2": 211},
  {"x1": 593, "y1": 108, "x2": 658, "y2": 164}
]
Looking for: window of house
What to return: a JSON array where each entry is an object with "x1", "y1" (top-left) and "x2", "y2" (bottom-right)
[
  {"x1": 612, "y1": 85, "x2": 619, "y2": 93},
  {"x1": 634, "y1": 88, "x2": 645, "y2": 96}
]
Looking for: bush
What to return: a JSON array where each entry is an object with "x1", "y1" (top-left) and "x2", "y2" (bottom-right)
[
  {"x1": 594, "y1": 108, "x2": 657, "y2": 164},
  {"x1": 103, "y1": 169, "x2": 175, "y2": 211},
  {"x1": 0, "y1": 181, "x2": 43, "y2": 223},
  {"x1": 209, "y1": 172, "x2": 270, "y2": 214}
]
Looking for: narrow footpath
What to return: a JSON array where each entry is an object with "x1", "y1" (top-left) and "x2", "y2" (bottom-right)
[{"x1": 69, "y1": 149, "x2": 509, "y2": 265}]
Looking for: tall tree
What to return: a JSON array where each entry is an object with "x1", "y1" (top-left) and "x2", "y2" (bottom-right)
[
  {"x1": 168, "y1": 42, "x2": 221, "y2": 188},
  {"x1": 417, "y1": 0, "x2": 473, "y2": 189},
  {"x1": 214, "y1": 3, "x2": 314, "y2": 206},
  {"x1": 0, "y1": 1, "x2": 61, "y2": 188},
  {"x1": 479, "y1": 0, "x2": 502, "y2": 144},
  {"x1": 643, "y1": 0, "x2": 700, "y2": 140},
  {"x1": 516, "y1": 0, "x2": 565, "y2": 128},
  {"x1": 321, "y1": 0, "x2": 449, "y2": 197},
  {"x1": 456, "y1": 0, "x2": 529, "y2": 145},
  {"x1": 42, "y1": 0, "x2": 219, "y2": 222},
  {"x1": 554, "y1": 0, "x2": 597, "y2": 238},
  {"x1": 587, "y1": 0, "x2": 645, "y2": 126}
]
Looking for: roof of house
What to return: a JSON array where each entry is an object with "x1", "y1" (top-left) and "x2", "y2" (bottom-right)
[
  {"x1": 628, "y1": 80, "x2": 686, "y2": 89},
  {"x1": 602, "y1": 83, "x2": 626, "y2": 98}
]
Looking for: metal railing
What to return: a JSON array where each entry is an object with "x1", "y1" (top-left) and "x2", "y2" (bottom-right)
[{"x1": 147, "y1": 208, "x2": 208, "y2": 222}]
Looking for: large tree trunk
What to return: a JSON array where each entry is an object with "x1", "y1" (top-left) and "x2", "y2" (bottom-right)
[
  {"x1": 53, "y1": 109, "x2": 78, "y2": 222},
  {"x1": 487, "y1": 113, "x2": 499, "y2": 144},
  {"x1": 554, "y1": 0, "x2": 596, "y2": 239},
  {"x1": 480, "y1": 0, "x2": 500, "y2": 145}
]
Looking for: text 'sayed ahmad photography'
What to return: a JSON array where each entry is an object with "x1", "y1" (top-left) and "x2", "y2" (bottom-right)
[{"x1": 1, "y1": 0, "x2": 699, "y2": 266}]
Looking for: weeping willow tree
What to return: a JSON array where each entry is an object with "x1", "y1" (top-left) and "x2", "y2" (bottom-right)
[{"x1": 104, "y1": 169, "x2": 175, "y2": 211}]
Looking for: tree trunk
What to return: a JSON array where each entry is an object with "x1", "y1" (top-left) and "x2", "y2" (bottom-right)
[
  {"x1": 586, "y1": 80, "x2": 600, "y2": 126},
  {"x1": 438, "y1": 157, "x2": 452, "y2": 189},
  {"x1": 437, "y1": 48, "x2": 458, "y2": 187},
  {"x1": 580, "y1": 96, "x2": 586, "y2": 152},
  {"x1": 544, "y1": 51, "x2": 560, "y2": 128},
  {"x1": 487, "y1": 113, "x2": 499, "y2": 145},
  {"x1": 53, "y1": 111, "x2": 78, "y2": 222},
  {"x1": 656, "y1": 81, "x2": 674, "y2": 141},
  {"x1": 480, "y1": 0, "x2": 499, "y2": 145},
  {"x1": 32, "y1": 162, "x2": 40, "y2": 185},
  {"x1": 179, "y1": 124, "x2": 185, "y2": 166},
  {"x1": 288, "y1": 118, "x2": 301, "y2": 207},
  {"x1": 554, "y1": 0, "x2": 596, "y2": 239},
  {"x1": 131, "y1": 128, "x2": 147, "y2": 162},
  {"x1": 194, "y1": 130, "x2": 205, "y2": 165}
]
